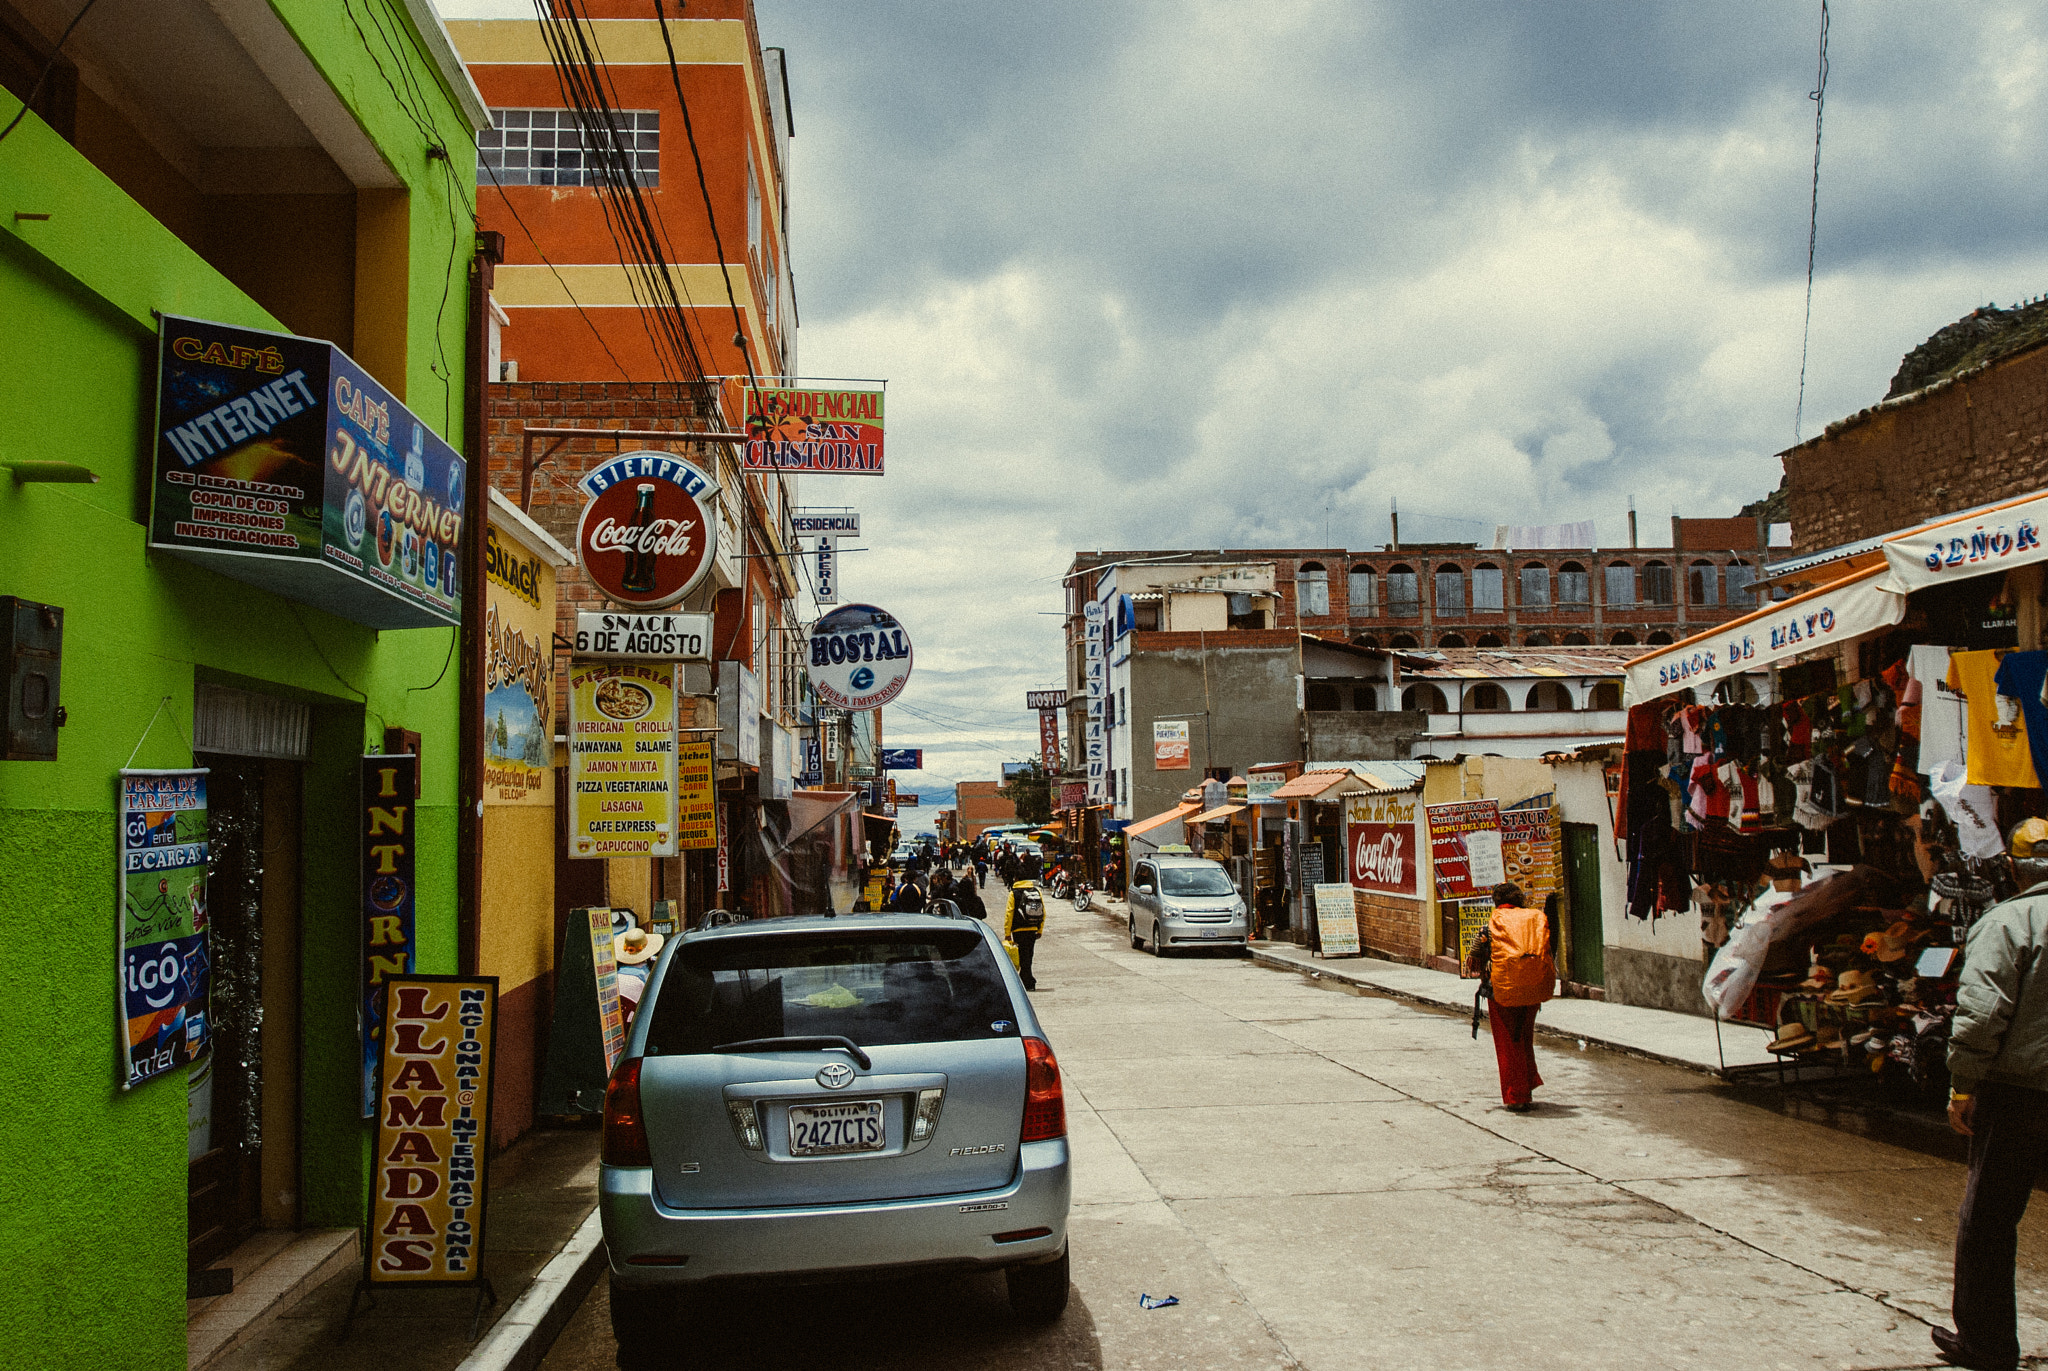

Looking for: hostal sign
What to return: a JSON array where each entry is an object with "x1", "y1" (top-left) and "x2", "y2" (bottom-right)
[
  {"x1": 575, "y1": 451, "x2": 718, "y2": 609},
  {"x1": 808, "y1": 604, "x2": 914, "y2": 711}
]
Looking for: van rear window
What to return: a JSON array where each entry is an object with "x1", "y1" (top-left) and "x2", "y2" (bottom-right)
[{"x1": 643, "y1": 929, "x2": 1015, "y2": 1054}]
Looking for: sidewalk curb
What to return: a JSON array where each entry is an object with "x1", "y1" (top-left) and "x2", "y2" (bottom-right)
[
  {"x1": 1248, "y1": 946, "x2": 1742, "y2": 1078},
  {"x1": 456, "y1": 1209, "x2": 606, "y2": 1371}
]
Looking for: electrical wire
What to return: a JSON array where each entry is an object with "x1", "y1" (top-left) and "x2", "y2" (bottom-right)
[
  {"x1": 477, "y1": 152, "x2": 632, "y2": 380},
  {"x1": 0, "y1": 0, "x2": 102, "y2": 147},
  {"x1": 1794, "y1": 0, "x2": 1831, "y2": 441}
]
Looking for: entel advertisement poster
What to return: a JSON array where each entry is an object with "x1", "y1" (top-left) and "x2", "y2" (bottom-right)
[
  {"x1": 1345, "y1": 791, "x2": 1419, "y2": 897},
  {"x1": 362, "y1": 754, "x2": 419, "y2": 1116},
  {"x1": 569, "y1": 661, "x2": 678, "y2": 858},
  {"x1": 367, "y1": 976, "x2": 497, "y2": 1284},
  {"x1": 484, "y1": 522, "x2": 556, "y2": 804},
  {"x1": 119, "y1": 770, "x2": 211, "y2": 1089},
  {"x1": 151, "y1": 316, "x2": 465, "y2": 630}
]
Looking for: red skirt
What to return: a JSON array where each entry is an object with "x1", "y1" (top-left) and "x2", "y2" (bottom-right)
[{"x1": 1488, "y1": 1002, "x2": 1543, "y2": 1105}]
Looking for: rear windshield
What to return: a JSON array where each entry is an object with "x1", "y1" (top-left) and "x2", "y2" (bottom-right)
[
  {"x1": 1160, "y1": 865, "x2": 1235, "y2": 896},
  {"x1": 644, "y1": 928, "x2": 1016, "y2": 1054}
]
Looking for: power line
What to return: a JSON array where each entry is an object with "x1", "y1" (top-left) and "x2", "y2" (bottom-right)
[
  {"x1": 477, "y1": 153, "x2": 631, "y2": 380},
  {"x1": 1794, "y1": 0, "x2": 1831, "y2": 441}
]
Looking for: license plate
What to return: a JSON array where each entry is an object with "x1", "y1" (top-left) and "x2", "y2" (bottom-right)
[{"x1": 788, "y1": 1100, "x2": 885, "y2": 1156}]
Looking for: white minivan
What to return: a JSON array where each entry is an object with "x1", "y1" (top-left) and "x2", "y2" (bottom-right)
[{"x1": 1125, "y1": 854, "x2": 1249, "y2": 954}]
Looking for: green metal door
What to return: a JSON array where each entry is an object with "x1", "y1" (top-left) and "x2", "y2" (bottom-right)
[{"x1": 1562, "y1": 823, "x2": 1604, "y2": 986}]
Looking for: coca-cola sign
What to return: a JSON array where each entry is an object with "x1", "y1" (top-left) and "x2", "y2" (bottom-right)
[
  {"x1": 1348, "y1": 822, "x2": 1415, "y2": 895},
  {"x1": 575, "y1": 451, "x2": 719, "y2": 609}
]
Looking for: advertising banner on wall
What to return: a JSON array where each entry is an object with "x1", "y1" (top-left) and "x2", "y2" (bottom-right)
[
  {"x1": 1152, "y1": 720, "x2": 1190, "y2": 770},
  {"x1": 575, "y1": 452, "x2": 719, "y2": 610},
  {"x1": 676, "y1": 736, "x2": 719, "y2": 851},
  {"x1": 367, "y1": 976, "x2": 497, "y2": 1284},
  {"x1": 119, "y1": 769, "x2": 211, "y2": 1089},
  {"x1": 880, "y1": 749, "x2": 924, "y2": 770},
  {"x1": 1499, "y1": 805, "x2": 1561, "y2": 907},
  {"x1": 151, "y1": 316, "x2": 465, "y2": 630},
  {"x1": 484, "y1": 524, "x2": 556, "y2": 805},
  {"x1": 569, "y1": 661, "x2": 678, "y2": 858},
  {"x1": 362, "y1": 754, "x2": 419, "y2": 1116},
  {"x1": 1345, "y1": 791, "x2": 1419, "y2": 896},
  {"x1": 723, "y1": 380, "x2": 885, "y2": 475},
  {"x1": 1425, "y1": 799, "x2": 1504, "y2": 902},
  {"x1": 809, "y1": 604, "x2": 914, "y2": 710}
]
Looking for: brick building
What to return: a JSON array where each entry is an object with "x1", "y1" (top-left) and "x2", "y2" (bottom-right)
[{"x1": 954, "y1": 780, "x2": 1018, "y2": 838}]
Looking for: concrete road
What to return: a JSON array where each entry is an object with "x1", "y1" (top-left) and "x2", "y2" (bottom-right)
[{"x1": 540, "y1": 897, "x2": 2048, "y2": 1370}]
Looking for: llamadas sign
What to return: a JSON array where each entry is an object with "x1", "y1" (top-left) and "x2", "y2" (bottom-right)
[{"x1": 368, "y1": 976, "x2": 498, "y2": 1284}]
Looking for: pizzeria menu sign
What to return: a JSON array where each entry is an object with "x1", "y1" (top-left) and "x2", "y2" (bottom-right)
[
  {"x1": 569, "y1": 661, "x2": 678, "y2": 857},
  {"x1": 151, "y1": 316, "x2": 466, "y2": 630}
]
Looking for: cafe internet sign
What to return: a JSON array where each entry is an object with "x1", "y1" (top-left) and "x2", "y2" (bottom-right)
[{"x1": 150, "y1": 316, "x2": 465, "y2": 630}]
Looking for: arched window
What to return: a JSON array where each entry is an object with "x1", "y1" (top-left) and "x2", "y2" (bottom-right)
[
  {"x1": 1352, "y1": 632, "x2": 1380, "y2": 650},
  {"x1": 1520, "y1": 563, "x2": 1551, "y2": 609},
  {"x1": 1435, "y1": 564, "x2": 1466, "y2": 615},
  {"x1": 1386, "y1": 565, "x2": 1420, "y2": 617},
  {"x1": 1609, "y1": 630, "x2": 1638, "y2": 646},
  {"x1": 1472, "y1": 563, "x2": 1504, "y2": 613},
  {"x1": 1641, "y1": 560, "x2": 1675, "y2": 606},
  {"x1": 1591, "y1": 681, "x2": 1623, "y2": 710},
  {"x1": 1646, "y1": 630, "x2": 1674, "y2": 645},
  {"x1": 1726, "y1": 560, "x2": 1757, "y2": 608},
  {"x1": 1296, "y1": 562, "x2": 1329, "y2": 617},
  {"x1": 1558, "y1": 561, "x2": 1590, "y2": 608},
  {"x1": 1688, "y1": 559, "x2": 1718, "y2": 608},
  {"x1": 1604, "y1": 561, "x2": 1636, "y2": 608},
  {"x1": 1349, "y1": 565, "x2": 1377, "y2": 618},
  {"x1": 1305, "y1": 681, "x2": 1341, "y2": 711},
  {"x1": 1352, "y1": 685, "x2": 1378, "y2": 711},
  {"x1": 1525, "y1": 681, "x2": 1574, "y2": 712},
  {"x1": 1388, "y1": 633, "x2": 1419, "y2": 649},
  {"x1": 1403, "y1": 684, "x2": 1449, "y2": 713},
  {"x1": 1476, "y1": 633, "x2": 1504, "y2": 647},
  {"x1": 1561, "y1": 631, "x2": 1590, "y2": 646},
  {"x1": 1438, "y1": 632, "x2": 1467, "y2": 648},
  {"x1": 1523, "y1": 631, "x2": 1553, "y2": 647},
  {"x1": 1467, "y1": 683, "x2": 1508, "y2": 712}
]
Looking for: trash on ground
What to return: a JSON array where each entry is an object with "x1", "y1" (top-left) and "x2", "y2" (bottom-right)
[{"x1": 1138, "y1": 1294, "x2": 1180, "y2": 1310}]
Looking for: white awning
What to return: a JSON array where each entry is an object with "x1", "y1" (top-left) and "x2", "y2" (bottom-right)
[
  {"x1": 1622, "y1": 565, "x2": 1904, "y2": 706},
  {"x1": 1881, "y1": 489, "x2": 2048, "y2": 594}
]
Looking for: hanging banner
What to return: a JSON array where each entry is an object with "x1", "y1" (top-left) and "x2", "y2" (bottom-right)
[
  {"x1": 798, "y1": 734, "x2": 823, "y2": 785},
  {"x1": 484, "y1": 520, "x2": 557, "y2": 805},
  {"x1": 1039, "y1": 710, "x2": 1061, "y2": 773},
  {"x1": 1026, "y1": 690, "x2": 1068, "y2": 711},
  {"x1": 150, "y1": 316, "x2": 467, "y2": 631},
  {"x1": 362, "y1": 753, "x2": 419, "y2": 1117},
  {"x1": 676, "y1": 735, "x2": 718, "y2": 851},
  {"x1": 1313, "y1": 882, "x2": 1361, "y2": 957},
  {"x1": 1345, "y1": 791, "x2": 1418, "y2": 896},
  {"x1": 808, "y1": 604, "x2": 914, "y2": 710},
  {"x1": 880, "y1": 748, "x2": 923, "y2": 770},
  {"x1": 791, "y1": 512, "x2": 861, "y2": 537},
  {"x1": 812, "y1": 535, "x2": 838, "y2": 605},
  {"x1": 571, "y1": 611, "x2": 710, "y2": 660},
  {"x1": 119, "y1": 769, "x2": 211, "y2": 1090},
  {"x1": 1153, "y1": 720, "x2": 1190, "y2": 770},
  {"x1": 575, "y1": 451, "x2": 719, "y2": 610},
  {"x1": 569, "y1": 660, "x2": 678, "y2": 858},
  {"x1": 722, "y1": 379, "x2": 885, "y2": 476},
  {"x1": 1425, "y1": 799, "x2": 1503, "y2": 903},
  {"x1": 717, "y1": 804, "x2": 731, "y2": 891},
  {"x1": 367, "y1": 975, "x2": 497, "y2": 1284},
  {"x1": 1085, "y1": 602, "x2": 1106, "y2": 802}
]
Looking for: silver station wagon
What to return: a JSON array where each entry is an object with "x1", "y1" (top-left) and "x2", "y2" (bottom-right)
[{"x1": 600, "y1": 910, "x2": 1072, "y2": 1361}]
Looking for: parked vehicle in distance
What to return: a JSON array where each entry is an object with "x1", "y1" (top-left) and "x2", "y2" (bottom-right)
[
  {"x1": 1126, "y1": 854, "x2": 1248, "y2": 955},
  {"x1": 601, "y1": 912, "x2": 1073, "y2": 1365}
]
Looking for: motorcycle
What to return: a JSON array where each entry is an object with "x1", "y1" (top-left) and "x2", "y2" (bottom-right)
[{"x1": 1071, "y1": 879, "x2": 1092, "y2": 912}]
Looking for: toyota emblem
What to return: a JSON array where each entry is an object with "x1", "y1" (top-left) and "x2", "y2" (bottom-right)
[{"x1": 816, "y1": 1062, "x2": 856, "y2": 1089}]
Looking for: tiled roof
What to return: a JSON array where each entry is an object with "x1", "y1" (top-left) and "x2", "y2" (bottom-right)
[{"x1": 1398, "y1": 647, "x2": 1635, "y2": 680}]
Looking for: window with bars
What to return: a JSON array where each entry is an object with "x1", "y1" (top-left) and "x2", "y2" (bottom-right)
[{"x1": 479, "y1": 108, "x2": 660, "y2": 187}]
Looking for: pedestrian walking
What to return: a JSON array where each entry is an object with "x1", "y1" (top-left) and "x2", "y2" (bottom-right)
[
  {"x1": 886, "y1": 876, "x2": 926, "y2": 913},
  {"x1": 953, "y1": 877, "x2": 988, "y2": 923},
  {"x1": 1466, "y1": 882, "x2": 1557, "y2": 1112},
  {"x1": 1004, "y1": 879, "x2": 1047, "y2": 991},
  {"x1": 1934, "y1": 832, "x2": 2048, "y2": 1371},
  {"x1": 929, "y1": 870, "x2": 954, "y2": 905}
]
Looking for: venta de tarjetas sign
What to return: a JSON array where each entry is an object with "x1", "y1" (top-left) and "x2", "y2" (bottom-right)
[
  {"x1": 809, "y1": 604, "x2": 913, "y2": 711},
  {"x1": 575, "y1": 451, "x2": 719, "y2": 609}
]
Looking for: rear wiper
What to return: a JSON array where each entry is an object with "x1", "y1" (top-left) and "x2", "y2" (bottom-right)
[{"x1": 710, "y1": 1035, "x2": 873, "y2": 1071}]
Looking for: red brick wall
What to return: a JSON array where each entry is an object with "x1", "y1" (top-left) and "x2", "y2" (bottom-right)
[
  {"x1": 1783, "y1": 342, "x2": 2048, "y2": 557},
  {"x1": 955, "y1": 780, "x2": 1017, "y2": 835},
  {"x1": 1355, "y1": 889, "x2": 1426, "y2": 964}
]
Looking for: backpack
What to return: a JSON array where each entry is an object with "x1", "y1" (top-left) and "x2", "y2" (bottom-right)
[
  {"x1": 1011, "y1": 890, "x2": 1045, "y2": 934},
  {"x1": 1488, "y1": 906, "x2": 1555, "y2": 1007}
]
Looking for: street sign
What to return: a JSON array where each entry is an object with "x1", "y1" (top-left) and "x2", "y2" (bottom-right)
[
  {"x1": 812, "y1": 536, "x2": 837, "y2": 604},
  {"x1": 808, "y1": 604, "x2": 913, "y2": 710},
  {"x1": 880, "y1": 748, "x2": 923, "y2": 769},
  {"x1": 571, "y1": 611, "x2": 710, "y2": 660},
  {"x1": 1026, "y1": 690, "x2": 1067, "y2": 710},
  {"x1": 897, "y1": 793, "x2": 921, "y2": 807},
  {"x1": 574, "y1": 451, "x2": 719, "y2": 609},
  {"x1": 791, "y1": 512, "x2": 860, "y2": 536}
]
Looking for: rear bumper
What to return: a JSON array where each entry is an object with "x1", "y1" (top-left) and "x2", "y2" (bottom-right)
[{"x1": 603, "y1": 1137, "x2": 1071, "y2": 1287}]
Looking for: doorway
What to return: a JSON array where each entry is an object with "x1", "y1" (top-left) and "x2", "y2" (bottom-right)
[{"x1": 1562, "y1": 822, "x2": 1605, "y2": 987}]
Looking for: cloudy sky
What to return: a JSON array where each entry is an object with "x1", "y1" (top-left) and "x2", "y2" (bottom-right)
[{"x1": 447, "y1": 2, "x2": 2048, "y2": 819}]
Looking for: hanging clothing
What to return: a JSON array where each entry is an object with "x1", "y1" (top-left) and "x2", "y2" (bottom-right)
[
  {"x1": 1913, "y1": 645, "x2": 1966, "y2": 774},
  {"x1": 1994, "y1": 650, "x2": 2048, "y2": 787},
  {"x1": 1950, "y1": 650, "x2": 2041, "y2": 789}
]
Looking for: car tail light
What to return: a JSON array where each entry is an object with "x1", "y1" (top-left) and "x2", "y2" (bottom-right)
[
  {"x1": 726, "y1": 1099, "x2": 765, "y2": 1151},
  {"x1": 603, "y1": 1058, "x2": 652, "y2": 1167},
  {"x1": 1020, "y1": 1037, "x2": 1065, "y2": 1142},
  {"x1": 911, "y1": 1087, "x2": 946, "y2": 1142}
]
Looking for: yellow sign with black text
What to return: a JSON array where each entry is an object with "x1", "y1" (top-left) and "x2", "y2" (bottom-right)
[
  {"x1": 569, "y1": 660, "x2": 677, "y2": 857},
  {"x1": 483, "y1": 521, "x2": 556, "y2": 805}
]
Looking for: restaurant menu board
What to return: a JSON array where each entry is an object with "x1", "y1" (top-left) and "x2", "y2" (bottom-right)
[
  {"x1": 536, "y1": 907, "x2": 626, "y2": 1115},
  {"x1": 1500, "y1": 806, "x2": 1561, "y2": 907},
  {"x1": 1426, "y1": 800, "x2": 1504, "y2": 901},
  {"x1": 119, "y1": 770, "x2": 211, "y2": 1089},
  {"x1": 586, "y1": 906, "x2": 627, "y2": 1074},
  {"x1": 1313, "y1": 883, "x2": 1362, "y2": 957},
  {"x1": 569, "y1": 661, "x2": 677, "y2": 858},
  {"x1": 367, "y1": 976, "x2": 497, "y2": 1285},
  {"x1": 1456, "y1": 900, "x2": 1496, "y2": 978},
  {"x1": 675, "y1": 736, "x2": 718, "y2": 850}
]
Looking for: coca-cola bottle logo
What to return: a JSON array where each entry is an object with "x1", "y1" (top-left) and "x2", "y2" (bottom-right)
[{"x1": 576, "y1": 466, "x2": 716, "y2": 608}]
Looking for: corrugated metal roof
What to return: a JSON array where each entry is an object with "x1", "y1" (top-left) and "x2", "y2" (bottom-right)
[
  {"x1": 1306, "y1": 759, "x2": 1428, "y2": 791},
  {"x1": 1400, "y1": 647, "x2": 1635, "y2": 681}
]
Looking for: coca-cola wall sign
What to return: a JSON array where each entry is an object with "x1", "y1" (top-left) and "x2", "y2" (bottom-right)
[
  {"x1": 1344, "y1": 790, "x2": 1419, "y2": 897},
  {"x1": 575, "y1": 451, "x2": 719, "y2": 609},
  {"x1": 150, "y1": 316, "x2": 466, "y2": 630},
  {"x1": 808, "y1": 604, "x2": 913, "y2": 711}
]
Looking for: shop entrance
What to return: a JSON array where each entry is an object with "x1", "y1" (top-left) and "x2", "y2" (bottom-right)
[
  {"x1": 1563, "y1": 822, "x2": 1605, "y2": 987},
  {"x1": 188, "y1": 725, "x2": 305, "y2": 1270}
]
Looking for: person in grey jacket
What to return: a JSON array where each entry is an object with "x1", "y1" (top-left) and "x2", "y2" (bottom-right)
[{"x1": 1937, "y1": 861, "x2": 2048, "y2": 1371}]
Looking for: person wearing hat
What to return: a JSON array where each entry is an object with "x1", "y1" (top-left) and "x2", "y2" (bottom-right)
[
  {"x1": 1936, "y1": 822, "x2": 2048, "y2": 1370},
  {"x1": 614, "y1": 925, "x2": 664, "y2": 1026}
]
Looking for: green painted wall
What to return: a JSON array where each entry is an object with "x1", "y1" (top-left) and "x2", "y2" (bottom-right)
[{"x1": 0, "y1": 4, "x2": 479, "y2": 1363}]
